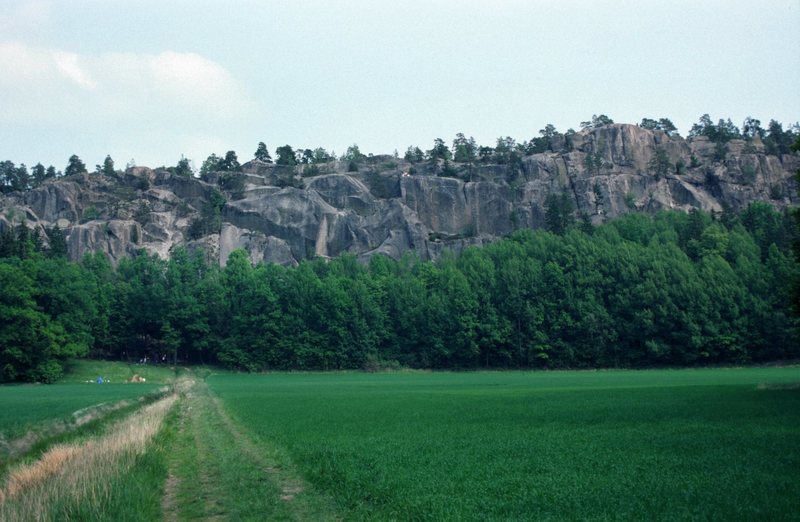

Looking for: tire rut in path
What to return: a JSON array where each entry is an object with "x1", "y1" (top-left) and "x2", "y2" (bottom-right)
[{"x1": 165, "y1": 379, "x2": 339, "y2": 521}]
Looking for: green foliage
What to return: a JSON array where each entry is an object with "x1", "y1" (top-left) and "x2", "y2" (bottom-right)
[
  {"x1": 219, "y1": 172, "x2": 246, "y2": 199},
  {"x1": 217, "y1": 150, "x2": 242, "y2": 172},
  {"x1": 0, "y1": 161, "x2": 19, "y2": 193},
  {"x1": 527, "y1": 124, "x2": 562, "y2": 153},
  {"x1": 648, "y1": 148, "x2": 671, "y2": 180},
  {"x1": 403, "y1": 146, "x2": 424, "y2": 164},
  {"x1": 763, "y1": 119, "x2": 797, "y2": 155},
  {"x1": 343, "y1": 144, "x2": 365, "y2": 165},
  {"x1": 438, "y1": 158, "x2": 458, "y2": 178},
  {"x1": 82, "y1": 205, "x2": 99, "y2": 222},
  {"x1": 688, "y1": 114, "x2": 742, "y2": 143},
  {"x1": 452, "y1": 133, "x2": 477, "y2": 163},
  {"x1": 188, "y1": 189, "x2": 226, "y2": 239},
  {"x1": 742, "y1": 116, "x2": 765, "y2": 139},
  {"x1": 275, "y1": 145, "x2": 297, "y2": 166},
  {"x1": 31, "y1": 163, "x2": 46, "y2": 187},
  {"x1": 46, "y1": 225, "x2": 67, "y2": 258},
  {"x1": 64, "y1": 155, "x2": 87, "y2": 177},
  {"x1": 544, "y1": 192, "x2": 575, "y2": 235},
  {"x1": 168, "y1": 157, "x2": 193, "y2": 177},
  {"x1": 95, "y1": 155, "x2": 115, "y2": 176},
  {"x1": 583, "y1": 152, "x2": 603, "y2": 174},
  {"x1": 0, "y1": 262, "x2": 76, "y2": 382},
  {"x1": 199, "y1": 153, "x2": 220, "y2": 179},
  {"x1": 640, "y1": 117, "x2": 678, "y2": 136},
  {"x1": 0, "y1": 205, "x2": 796, "y2": 379},
  {"x1": 427, "y1": 138, "x2": 452, "y2": 162},
  {"x1": 580, "y1": 114, "x2": 614, "y2": 130},
  {"x1": 592, "y1": 182, "x2": 604, "y2": 209},
  {"x1": 254, "y1": 141, "x2": 273, "y2": 163}
]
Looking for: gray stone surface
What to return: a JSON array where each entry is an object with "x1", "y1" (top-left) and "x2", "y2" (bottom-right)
[{"x1": 1, "y1": 124, "x2": 797, "y2": 265}]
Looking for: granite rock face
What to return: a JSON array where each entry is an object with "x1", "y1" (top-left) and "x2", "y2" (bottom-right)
[{"x1": 1, "y1": 124, "x2": 797, "y2": 265}]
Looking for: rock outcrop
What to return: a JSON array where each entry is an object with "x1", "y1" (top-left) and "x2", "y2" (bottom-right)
[{"x1": 1, "y1": 124, "x2": 797, "y2": 265}]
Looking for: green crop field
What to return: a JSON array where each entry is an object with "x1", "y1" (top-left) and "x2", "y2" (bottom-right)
[
  {"x1": 209, "y1": 368, "x2": 800, "y2": 520},
  {"x1": 0, "y1": 382, "x2": 164, "y2": 440}
]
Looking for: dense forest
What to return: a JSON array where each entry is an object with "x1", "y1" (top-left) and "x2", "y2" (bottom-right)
[{"x1": 1, "y1": 203, "x2": 798, "y2": 383}]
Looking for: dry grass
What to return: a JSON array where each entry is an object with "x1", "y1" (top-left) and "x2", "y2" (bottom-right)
[
  {"x1": 1, "y1": 445, "x2": 83, "y2": 501},
  {"x1": 0, "y1": 394, "x2": 177, "y2": 521}
]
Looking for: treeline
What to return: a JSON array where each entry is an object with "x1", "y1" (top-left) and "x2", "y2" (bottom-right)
[
  {"x1": 1, "y1": 204, "x2": 797, "y2": 382},
  {"x1": 3, "y1": 114, "x2": 797, "y2": 194}
]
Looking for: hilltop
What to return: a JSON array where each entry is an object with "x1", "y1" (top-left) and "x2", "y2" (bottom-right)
[{"x1": 1, "y1": 122, "x2": 797, "y2": 265}]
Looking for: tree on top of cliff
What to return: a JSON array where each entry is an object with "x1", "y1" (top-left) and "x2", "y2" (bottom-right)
[
  {"x1": 254, "y1": 142, "x2": 273, "y2": 163},
  {"x1": 526, "y1": 124, "x2": 562, "y2": 154},
  {"x1": 275, "y1": 145, "x2": 297, "y2": 166},
  {"x1": 764, "y1": 120, "x2": 797, "y2": 155},
  {"x1": 639, "y1": 118, "x2": 678, "y2": 136},
  {"x1": 742, "y1": 117, "x2": 765, "y2": 139},
  {"x1": 95, "y1": 155, "x2": 115, "y2": 176},
  {"x1": 427, "y1": 138, "x2": 452, "y2": 162},
  {"x1": 688, "y1": 114, "x2": 741, "y2": 143},
  {"x1": 217, "y1": 151, "x2": 242, "y2": 172},
  {"x1": 453, "y1": 133, "x2": 477, "y2": 163},
  {"x1": 200, "y1": 153, "x2": 220, "y2": 180},
  {"x1": 404, "y1": 146, "x2": 425, "y2": 164},
  {"x1": 344, "y1": 144, "x2": 365, "y2": 172},
  {"x1": 65, "y1": 155, "x2": 87, "y2": 177},
  {"x1": 171, "y1": 157, "x2": 193, "y2": 177},
  {"x1": 580, "y1": 114, "x2": 614, "y2": 130}
]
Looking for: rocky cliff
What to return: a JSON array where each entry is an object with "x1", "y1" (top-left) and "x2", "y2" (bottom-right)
[{"x1": 1, "y1": 124, "x2": 797, "y2": 265}]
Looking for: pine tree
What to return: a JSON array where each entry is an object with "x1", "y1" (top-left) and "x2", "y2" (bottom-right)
[
  {"x1": 65, "y1": 155, "x2": 87, "y2": 176},
  {"x1": 255, "y1": 142, "x2": 273, "y2": 163}
]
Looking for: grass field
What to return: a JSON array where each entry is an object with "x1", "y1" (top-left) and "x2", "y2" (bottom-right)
[
  {"x1": 58, "y1": 359, "x2": 176, "y2": 385},
  {"x1": 0, "y1": 382, "x2": 164, "y2": 441},
  {"x1": 209, "y1": 367, "x2": 800, "y2": 520}
]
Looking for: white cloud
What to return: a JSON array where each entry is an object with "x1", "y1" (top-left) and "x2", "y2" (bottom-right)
[
  {"x1": 0, "y1": 42, "x2": 255, "y2": 126},
  {"x1": 53, "y1": 51, "x2": 97, "y2": 89}
]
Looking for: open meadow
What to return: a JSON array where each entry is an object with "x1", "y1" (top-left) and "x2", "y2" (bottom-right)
[
  {"x1": 0, "y1": 382, "x2": 164, "y2": 442},
  {"x1": 2, "y1": 365, "x2": 799, "y2": 520},
  {"x1": 209, "y1": 367, "x2": 800, "y2": 520}
]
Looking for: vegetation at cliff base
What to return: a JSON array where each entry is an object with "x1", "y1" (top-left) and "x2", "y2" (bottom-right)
[{"x1": 0, "y1": 203, "x2": 797, "y2": 382}]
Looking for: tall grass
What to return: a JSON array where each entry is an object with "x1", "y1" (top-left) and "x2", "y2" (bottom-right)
[{"x1": 0, "y1": 394, "x2": 177, "y2": 521}]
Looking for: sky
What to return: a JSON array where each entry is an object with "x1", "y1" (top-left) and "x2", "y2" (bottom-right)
[{"x1": 0, "y1": 0, "x2": 798, "y2": 171}]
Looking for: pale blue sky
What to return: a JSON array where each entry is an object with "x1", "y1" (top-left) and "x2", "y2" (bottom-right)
[{"x1": 1, "y1": 0, "x2": 798, "y2": 171}]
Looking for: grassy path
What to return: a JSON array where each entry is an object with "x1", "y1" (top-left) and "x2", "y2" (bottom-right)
[
  {"x1": 0, "y1": 393, "x2": 177, "y2": 520},
  {"x1": 164, "y1": 378, "x2": 339, "y2": 521}
]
